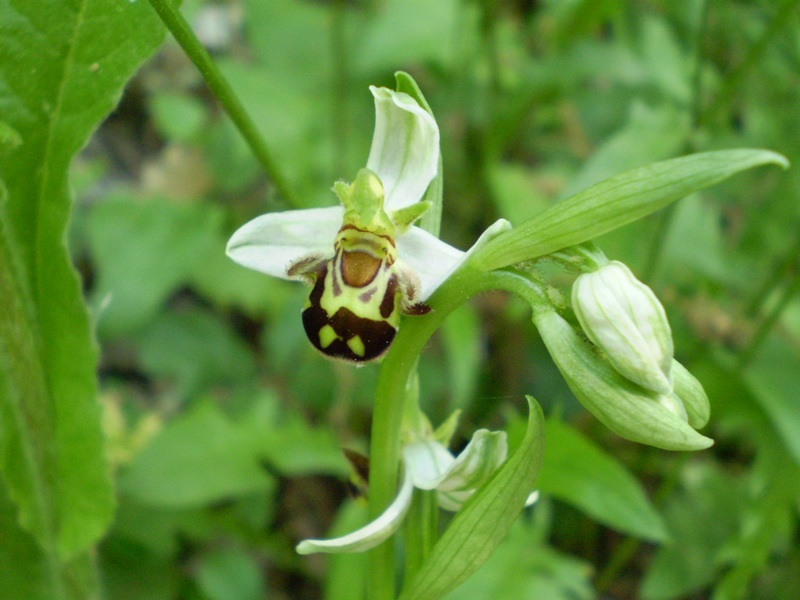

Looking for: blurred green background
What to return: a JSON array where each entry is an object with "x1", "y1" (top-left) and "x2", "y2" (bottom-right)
[{"x1": 70, "y1": 0, "x2": 800, "y2": 598}]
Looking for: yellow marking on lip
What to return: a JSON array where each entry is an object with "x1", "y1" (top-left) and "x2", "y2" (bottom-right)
[
  {"x1": 347, "y1": 335, "x2": 366, "y2": 357},
  {"x1": 319, "y1": 325, "x2": 339, "y2": 349}
]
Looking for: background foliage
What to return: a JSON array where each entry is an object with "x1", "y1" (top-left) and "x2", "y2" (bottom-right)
[{"x1": 1, "y1": 0, "x2": 799, "y2": 598}]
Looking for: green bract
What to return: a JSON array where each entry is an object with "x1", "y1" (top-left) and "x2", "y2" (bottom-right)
[{"x1": 470, "y1": 149, "x2": 789, "y2": 272}]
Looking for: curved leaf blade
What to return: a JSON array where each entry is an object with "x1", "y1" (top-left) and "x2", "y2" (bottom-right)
[
  {"x1": 473, "y1": 149, "x2": 788, "y2": 271},
  {"x1": 399, "y1": 396, "x2": 545, "y2": 600},
  {"x1": 0, "y1": 0, "x2": 165, "y2": 560}
]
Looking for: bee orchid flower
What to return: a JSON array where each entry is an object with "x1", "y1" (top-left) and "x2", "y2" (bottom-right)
[{"x1": 227, "y1": 85, "x2": 509, "y2": 363}]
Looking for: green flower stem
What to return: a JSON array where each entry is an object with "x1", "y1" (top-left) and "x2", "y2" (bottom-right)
[
  {"x1": 147, "y1": 0, "x2": 299, "y2": 207},
  {"x1": 367, "y1": 266, "x2": 548, "y2": 600},
  {"x1": 403, "y1": 490, "x2": 439, "y2": 588}
]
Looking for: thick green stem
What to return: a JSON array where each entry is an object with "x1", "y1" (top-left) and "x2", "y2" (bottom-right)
[
  {"x1": 402, "y1": 490, "x2": 439, "y2": 588},
  {"x1": 147, "y1": 0, "x2": 299, "y2": 207},
  {"x1": 366, "y1": 267, "x2": 548, "y2": 599}
]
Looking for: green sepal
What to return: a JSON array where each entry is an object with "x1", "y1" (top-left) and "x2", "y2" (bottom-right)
[
  {"x1": 392, "y1": 201, "x2": 431, "y2": 232},
  {"x1": 433, "y1": 410, "x2": 462, "y2": 447},
  {"x1": 472, "y1": 149, "x2": 789, "y2": 271},
  {"x1": 399, "y1": 396, "x2": 545, "y2": 600}
]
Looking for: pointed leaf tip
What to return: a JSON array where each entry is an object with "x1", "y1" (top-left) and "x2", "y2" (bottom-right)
[{"x1": 472, "y1": 148, "x2": 790, "y2": 271}]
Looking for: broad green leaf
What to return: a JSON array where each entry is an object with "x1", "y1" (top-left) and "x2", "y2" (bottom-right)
[
  {"x1": 537, "y1": 420, "x2": 668, "y2": 542},
  {"x1": 150, "y1": 91, "x2": 208, "y2": 143},
  {"x1": 215, "y1": 59, "x2": 332, "y2": 206},
  {"x1": 242, "y1": 393, "x2": 349, "y2": 477},
  {"x1": 472, "y1": 149, "x2": 789, "y2": 271},
  {"x1": 659, "y1": 193, "x2": 728, "y2": 285},
  {"x1": 118, "y1": 402, "x2": 274, "y2": 507},
  {"x1": 487, "y1": 162, "x2": 554, "y2": 226},
  {"x1": 399, "y1": 397, "x2": 545, "y2": 600},
  {"x1": 0, "y1": 481, "x2": 95, "y2": 600},
  {"x1": 351, "y1": 0, "x2": 462, "y2": 76},
  {"x1": 0, "y1": 0, "x2": 165, "y2": 561},
  {"x1": 100, "y1": 535, "x2": 179, "y2": 600}
]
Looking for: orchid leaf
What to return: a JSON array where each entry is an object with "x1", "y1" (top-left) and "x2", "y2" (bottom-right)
[
  {"x1": 0, "y1": 0, "x2": 165, "y2": 589},
  {"x1": 399, "y1": 397, "x2": 545, "y2": 600},
  {"x1": 473, "y1": 149, "x2": 788, "y2": 271}
]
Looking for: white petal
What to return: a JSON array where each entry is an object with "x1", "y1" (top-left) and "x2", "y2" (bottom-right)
[
  {"x1": 403, "y1": 430, "x2": 507, "y2": 493},
  {"x1": 398, "y1": 219, "x2": 513, "y2": 300},
  {"x1": 435, "y1": 429, "x2": 507, "y2": 492},
  {"x1": 462, "y1": 219, "x2": 513, "y2": 266},
  {"x1": 437, "y1": 489, "x2": 473, "y2": 512},
  {"x1": 295, "y1": 469, "x2": 414, "y2": 555},
  {"x1": 438, "y1": 487, "x2": 538, "y2": 513},
  {"x1": 226, "y1": 207, "x2": 342, "y2": 279},
  {"x1": 403, "y1": 440, "x2": 456, "y2": 490},
  {"x1": 397, "y1": 226, "x2": 464, "y2": 300},
  {"x1": 367, "y1": 86, "x2": 439, "y2": 211}
]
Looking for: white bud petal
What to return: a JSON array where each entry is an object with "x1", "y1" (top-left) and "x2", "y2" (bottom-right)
[{"x1": 572, "y1": 261, "x2": 673, "y2": 394}]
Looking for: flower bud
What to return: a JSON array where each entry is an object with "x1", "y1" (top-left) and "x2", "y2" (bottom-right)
[
  {"x1": 671, "y1": 359, "x2": 710, "y2": 429},
  {"x1": 572, "y1": 261, "x2": 673, "y2": 394},
  {"x1": 533, "y1": 307, "x2": 712, "y2": 451}
]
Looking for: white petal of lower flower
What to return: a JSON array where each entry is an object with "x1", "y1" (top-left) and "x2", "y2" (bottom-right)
[
  {"x1": 295, "y1": 469, "x2": 414, "y2": 555},
  {"x1": 437, "y1": 489, "x2": 473, "y2": 512},
  {"x1": 226, "y1": 206, "x2": 343, "y2": 279},
  {"x1": 439, "y1": 487, "x2": 538, "y2": 513},
  {"x1": 403, "y1": 430, "x2": 507, "y2": 492},
  {"x1": 397, "y1": 227, "x2": 464, "y2": 300},
  {"x1": 436, "y1": 430, "x2": 507, "y2": 492},
  {"x1": 403, "y1": 440, "x2": 456, "y2": 490}
]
